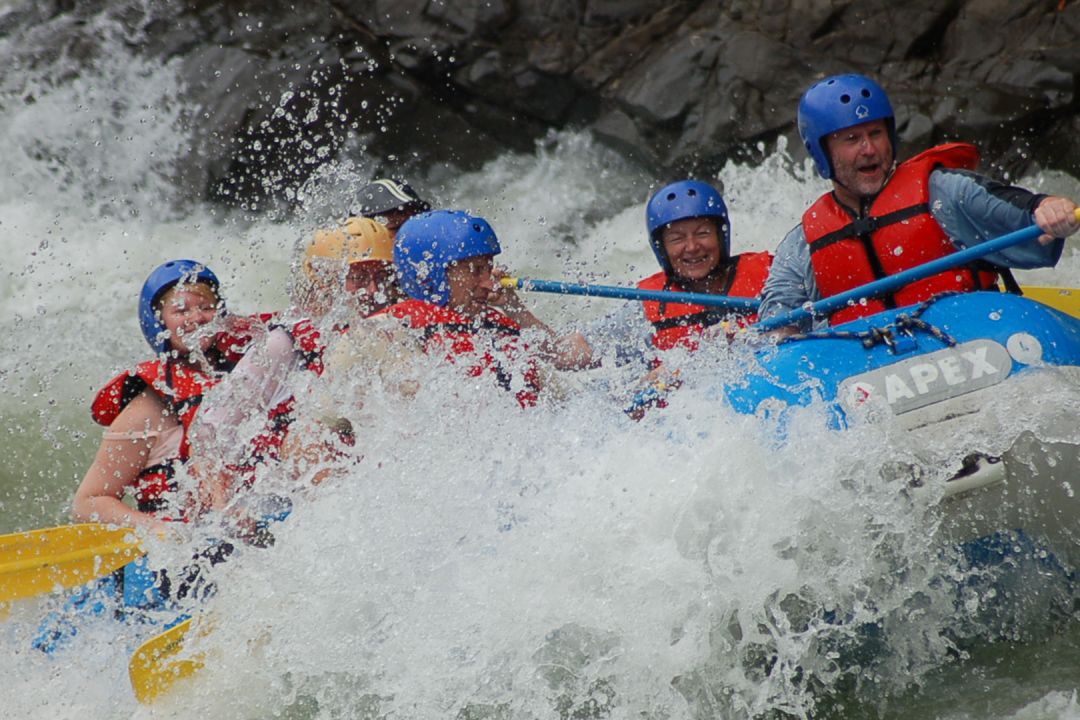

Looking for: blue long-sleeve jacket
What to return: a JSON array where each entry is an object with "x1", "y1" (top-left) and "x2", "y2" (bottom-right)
[{"x1": 758, "y1": 168, "x2": 1064, "y2": 329}]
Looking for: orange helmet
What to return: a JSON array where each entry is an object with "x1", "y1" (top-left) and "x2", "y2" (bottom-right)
[{"x1": 303, "y1": 217, "x2": 394, "y2": 278}]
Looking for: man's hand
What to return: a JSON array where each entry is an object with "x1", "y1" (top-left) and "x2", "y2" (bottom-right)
[
  {"x1": 552, "y1": 331, "x2": 594, "y2": 370},
  {"x1": 1034, "y1": 196, "x2": 1080, "y2": 244},
  {"x1": 764, "y1": 326, "x2": 801, "y2": 341},
  {"x1": 489, "y1": 268, "x2": 529, "y2": 314}
]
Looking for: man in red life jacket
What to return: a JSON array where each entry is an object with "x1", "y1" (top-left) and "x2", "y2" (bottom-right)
[
  {"x1": 380, "y1": 209, "x2": 592, "y2": 408},
  {"x1": 759, "y1": 73, "x2": 1080, "y2": 335},
  {"x1": 191, "y1": 218, "x2": 404, "y2": 512}
]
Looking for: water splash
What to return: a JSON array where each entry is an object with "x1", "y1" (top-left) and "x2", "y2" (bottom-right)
[{"x1": 2, "y1": 10, "x2": 1080, "y2": 719}]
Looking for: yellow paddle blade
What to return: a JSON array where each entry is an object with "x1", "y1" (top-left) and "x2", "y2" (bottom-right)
[
  {"x1": 0, "y1": 523, "x2": 144, "y2": 603},
  {"x1": 1019, "y1": 286, "x2": 1080, "y2": 320},
  {"x1": 129, "y1": 616, "x2": 206, "y2": 704}
]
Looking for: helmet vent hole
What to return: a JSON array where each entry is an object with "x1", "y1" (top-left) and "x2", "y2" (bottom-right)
[
  {"x1": 687, "y1": 189, "x2": 697, "y2": 197},
  {"x1": 861, "y1": 88, "x2": 871, "y2": 98},
  {"x1": 666, "y1": 192, "x2": 676, "y2": 201},
  {"x1": 839, "y1": 93, "x2": 851, "y2": 104}
]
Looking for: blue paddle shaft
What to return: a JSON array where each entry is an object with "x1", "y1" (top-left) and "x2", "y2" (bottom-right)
[
  {"x1": 504, "y1": 277, "x2": 759, "y2": 313},
  {"x1": 755, "y1": 223, "x2": 1046, "y2": 332}
]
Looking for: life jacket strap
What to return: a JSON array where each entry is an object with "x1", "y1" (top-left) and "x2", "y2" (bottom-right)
[{"x1": 808, "y1": 203, "x2": 929, "y2": 254}]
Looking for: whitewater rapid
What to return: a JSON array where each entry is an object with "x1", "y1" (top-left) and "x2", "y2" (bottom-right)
[{"x1": 4, "y1": 16, "x2": 1080, "y2": 720}]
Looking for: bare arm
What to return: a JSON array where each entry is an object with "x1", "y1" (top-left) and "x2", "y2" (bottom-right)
[{"x1": 72, "y1": 391, "x2": 175, "y2": 531}]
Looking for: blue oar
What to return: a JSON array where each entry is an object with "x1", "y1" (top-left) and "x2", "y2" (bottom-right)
[
  {"x1": 755, "y1": 220, "x2": 1064, "y2": 332},
  {"x1": 500, "y1": 276, "x2": 759, "y2": 313}
]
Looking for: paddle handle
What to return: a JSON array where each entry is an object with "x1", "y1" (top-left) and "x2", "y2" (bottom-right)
[
  {"x1": 756, "y1": 215, "x2": 1077, "y2": 332},
  {"x1": 505, "y1": 208, "x2": 1078, "y2": 324},
  {"x1": 500, "y1": 276, "x2": 759, "y2": 312}
]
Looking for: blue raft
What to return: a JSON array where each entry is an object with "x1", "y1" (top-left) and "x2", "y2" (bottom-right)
[
  {"x1": 718, "y1": 289, "x2": 1080, "y2": 570},
  {"x1": 724, "y1": 291, "x2": 1080, "y2": 429}
]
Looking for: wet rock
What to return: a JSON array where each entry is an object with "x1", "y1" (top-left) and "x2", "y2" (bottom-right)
[{"x1": 8, "y1": 0, "x2": 1080, "y2": 207}]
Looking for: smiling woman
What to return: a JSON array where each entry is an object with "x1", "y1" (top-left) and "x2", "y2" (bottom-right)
[
  {"x1": 659, "y1": 217, "x2": 724, "y2": 287},
  {"x1": 74, "y1": 261, "x2": 259, "y2": 530},
  {"x1": 587, "y1": 180, "x2": 773, "y2": 360},
  {"x1": 158, "y1": 283, "x2": 220, "y2": 355}
]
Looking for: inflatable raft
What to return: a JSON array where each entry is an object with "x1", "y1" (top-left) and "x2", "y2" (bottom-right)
[{"x1": 726, "y1": 290, "x2": 1080, "y2": 561}]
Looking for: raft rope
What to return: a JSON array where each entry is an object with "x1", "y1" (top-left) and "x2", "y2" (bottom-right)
[
  {"x1": 777, "y1": 292, "x2": 960, "y2": 351},
  {"x1": 629, "y1": 293, "x2": 963, "y2": 416}
]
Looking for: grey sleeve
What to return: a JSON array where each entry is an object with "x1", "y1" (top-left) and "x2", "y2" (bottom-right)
[
  {"x1": 929, "y1": 168, "x2": 1064, "y2": 269},
  {"x1": 758, "y1": 224, "x2": 819, "y2": 329}
]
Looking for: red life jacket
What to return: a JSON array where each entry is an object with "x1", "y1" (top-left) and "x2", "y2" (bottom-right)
[
  {"x1": 803, "y1": 142, "x2": 998, "y2": 325},
  {"x1": 285, "y1": 318, "x2": 328, "y2": 375},
  {"x1": 89, "y1": 316, "x2": 268, "y2": 515},
  {"x1": 214, "y1": 312, "x2": 277, "y2": 362},
  {"x1": 383, "y1": 299, "x2": 542, "y2": 408},
  {"x1": 91, "y1": 360, "x2": 215, "y2": 515},
  {"x1": 638, "y1": 251, "x2": 773, "y2": 351}
]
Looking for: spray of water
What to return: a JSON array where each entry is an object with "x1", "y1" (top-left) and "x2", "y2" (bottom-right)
[{"x1": 3, "y1": 10, "x2": 1080, "y2": 720}]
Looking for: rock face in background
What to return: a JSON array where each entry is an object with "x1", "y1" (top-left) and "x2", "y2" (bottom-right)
[{"x1": 6, "y1": 0, "x2": 1080, "y2": 207}]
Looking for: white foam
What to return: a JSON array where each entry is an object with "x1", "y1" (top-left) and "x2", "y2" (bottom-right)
[{"x1": 3, "y1": 21, "x2": 1080, "y2": 720}]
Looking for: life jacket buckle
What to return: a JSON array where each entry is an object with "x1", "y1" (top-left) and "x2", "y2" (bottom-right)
[{"x1": 849, "y1": 214, "x2": 880, "y2": 236}]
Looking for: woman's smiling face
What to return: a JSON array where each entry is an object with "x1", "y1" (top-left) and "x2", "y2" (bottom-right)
[
  {"x1": 661, "y1": 217, "x2": 723, "y2": 281},
  {"x1": 158, "y1": 282, "x2": 219, "y2": 354}
]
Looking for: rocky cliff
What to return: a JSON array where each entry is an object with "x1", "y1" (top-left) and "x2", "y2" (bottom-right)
[{"x1": 5, "y1": 0, "x2": 1079, "y2": 207}]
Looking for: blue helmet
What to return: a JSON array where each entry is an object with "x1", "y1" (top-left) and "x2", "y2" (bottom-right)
[
  {"x1": 797, "y1": 73, "x2": 897, "y2": 179},
  {"x1": 393, "y1": 210, "x2": 501, "y2": 306},
  {"x1": 138, "y1": 259, "x2": 221, "y2": 354},
  {"x1": 645, "y1": 180, "x2": 730, "y2": 274}
]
